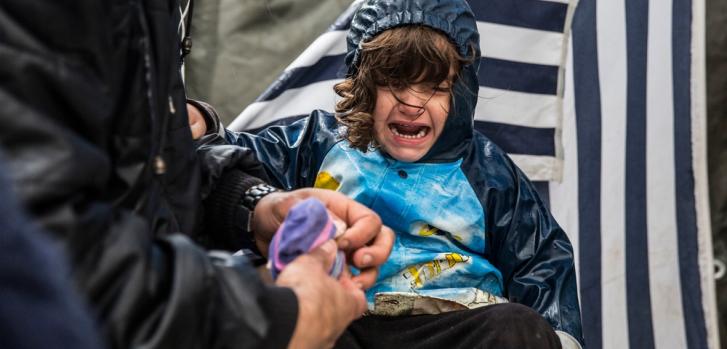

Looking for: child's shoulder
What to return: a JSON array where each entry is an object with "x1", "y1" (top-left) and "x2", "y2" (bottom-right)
[
  {"x1": 461, "y1": 131, "x2": 521, "y2": 189},
  {"x1": 309, "y1": 109, "x2": 337, "y2": 122},
  {"x1": 306, "y1": 109, "x2": 342, "y2": 133},
  {"x1": 468, "y1": 131, "x2": 512, "y2": 164}
]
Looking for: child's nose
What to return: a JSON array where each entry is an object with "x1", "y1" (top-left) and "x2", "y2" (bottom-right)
[
  {"x1": 396, "y1": 92, "x2": 425, "y2": 117},
  {"x1": 397, "y1": 103, "x2": 424, "y2": 117}
]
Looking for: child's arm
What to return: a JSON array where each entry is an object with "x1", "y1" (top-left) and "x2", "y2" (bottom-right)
[
  {"x1": 223, "y1": 110, "x2": 341, "y2": 190},
  {"x1": 483, "y1": 155, "x2": 583, "y2": 347}
]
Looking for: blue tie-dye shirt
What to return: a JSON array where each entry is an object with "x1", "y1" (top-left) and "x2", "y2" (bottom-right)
[{"x1": 314, "y1": 141, "x2": 504, "y2": 304}]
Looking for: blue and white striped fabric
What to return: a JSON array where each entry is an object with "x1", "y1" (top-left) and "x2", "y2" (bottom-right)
[
  {"x1": 229, "y1": 0, "x2": 718, "y2": 348},
  {"x1": 559, "y1": 0, "x2": 718, "y2": 348}
]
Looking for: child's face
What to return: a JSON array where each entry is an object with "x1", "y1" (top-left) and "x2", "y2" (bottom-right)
[{"x1": 372, "y1": 76, "x2": 453, "y2": 162}]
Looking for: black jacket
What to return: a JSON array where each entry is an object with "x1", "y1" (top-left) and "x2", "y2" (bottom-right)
[
  {"x1": 0, "y1": 1, "x2": 296, "y2": 348},
  {"x1": 0, "y1": 158, "x2": 105, "y2": 349}
]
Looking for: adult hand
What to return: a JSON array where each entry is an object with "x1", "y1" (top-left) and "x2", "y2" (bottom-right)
[
  {"x1": 253, "y1": 188, "x2": 394, "y2": 289},
  {"x1": 276, "y1": 240, "x2": 366, "y2": 349},
  {"x1": 187, "y1": 103, "x2": 207, "y2": 139}
]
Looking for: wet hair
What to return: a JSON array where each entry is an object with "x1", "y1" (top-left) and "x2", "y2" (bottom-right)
[{"x1": 334, "y1": 25, "x2": 471, "y2": 151}]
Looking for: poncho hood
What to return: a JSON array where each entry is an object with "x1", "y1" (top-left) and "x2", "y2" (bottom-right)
[{"x1": 345, "y1": 0, "x2": 481, "y2": 162}]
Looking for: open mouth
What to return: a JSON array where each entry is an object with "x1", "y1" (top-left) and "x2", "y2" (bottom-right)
[{"x1": 388, "y1": 123, "x2": 430, "y2": 140}]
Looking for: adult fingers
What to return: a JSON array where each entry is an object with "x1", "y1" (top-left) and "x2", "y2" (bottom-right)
[
  {"x1": 346, "y1": 225, "x2": 393, "y2": 289},
  {"x1": 257, "y1": 191, "x2": 299, "y2": 224},
  {"x1": 291, "y1": 188, "x2": 383, "y2": 251},
  {"x1": 337, "y1": 200, "x2": 382, "y2": 250},
  {"x1": 252, "y1": 191, "x2": 303, "y2": 241},
  {"x1": 186, "y1": 103, "x2": 207, "y2": 139},
  {"x1": 301, "y1": 240, "x2": 338, "y2": 273},
  {"x1": 324, "y1": 193, "x2": 382, "y2": 250},
  {"x1": 350, "y1": 267, "x2": 379, "y2": 291},
  {"x1": 350, "y1": 225, "x2": 394, "y2": 268},
  {"x1": 338, "y1": 273, "x2": 367, "y2": 317},
  {"x1": 339, "y1": 267, "x2": 378, "y2": 291}
]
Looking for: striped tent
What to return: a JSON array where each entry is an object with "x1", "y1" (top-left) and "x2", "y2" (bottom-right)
[{"x1": 229, "y1": 1, "x2": 719, "y2": 348}]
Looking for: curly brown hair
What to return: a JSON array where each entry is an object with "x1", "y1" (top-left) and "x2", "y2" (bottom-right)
[{"x1": 334, "y1": 25, "x2": 470, "y2": 151}]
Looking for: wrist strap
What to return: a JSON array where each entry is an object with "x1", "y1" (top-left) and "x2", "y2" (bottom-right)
[{"x1": 242, "y1": 183, "x2": 279, "y2": 211}]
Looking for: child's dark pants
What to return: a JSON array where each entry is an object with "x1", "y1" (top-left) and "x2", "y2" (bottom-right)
[{"x1": 334, "y1": 303, "x2": 562, "y2": 349}]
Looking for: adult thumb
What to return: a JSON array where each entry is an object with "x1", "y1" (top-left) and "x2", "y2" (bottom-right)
[{"x1": 306, "y1": 240, "x2": 338, "y2": 272}]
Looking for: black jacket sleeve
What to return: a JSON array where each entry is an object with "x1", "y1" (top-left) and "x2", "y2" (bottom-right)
[
  {"x1": 0, "y1": 1, "x2": 297, "y2": 348},
  {"x1": 195, "y1": 134, "x2": 271, "y2": 251},
  {"x1": 0, "y1": 159, "x2": 105, "y2": 349}
]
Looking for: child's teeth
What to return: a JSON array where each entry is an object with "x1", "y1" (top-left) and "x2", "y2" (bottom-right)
[{"x1": 390, "y1": 125, "x2": 427, "y2": 139}]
